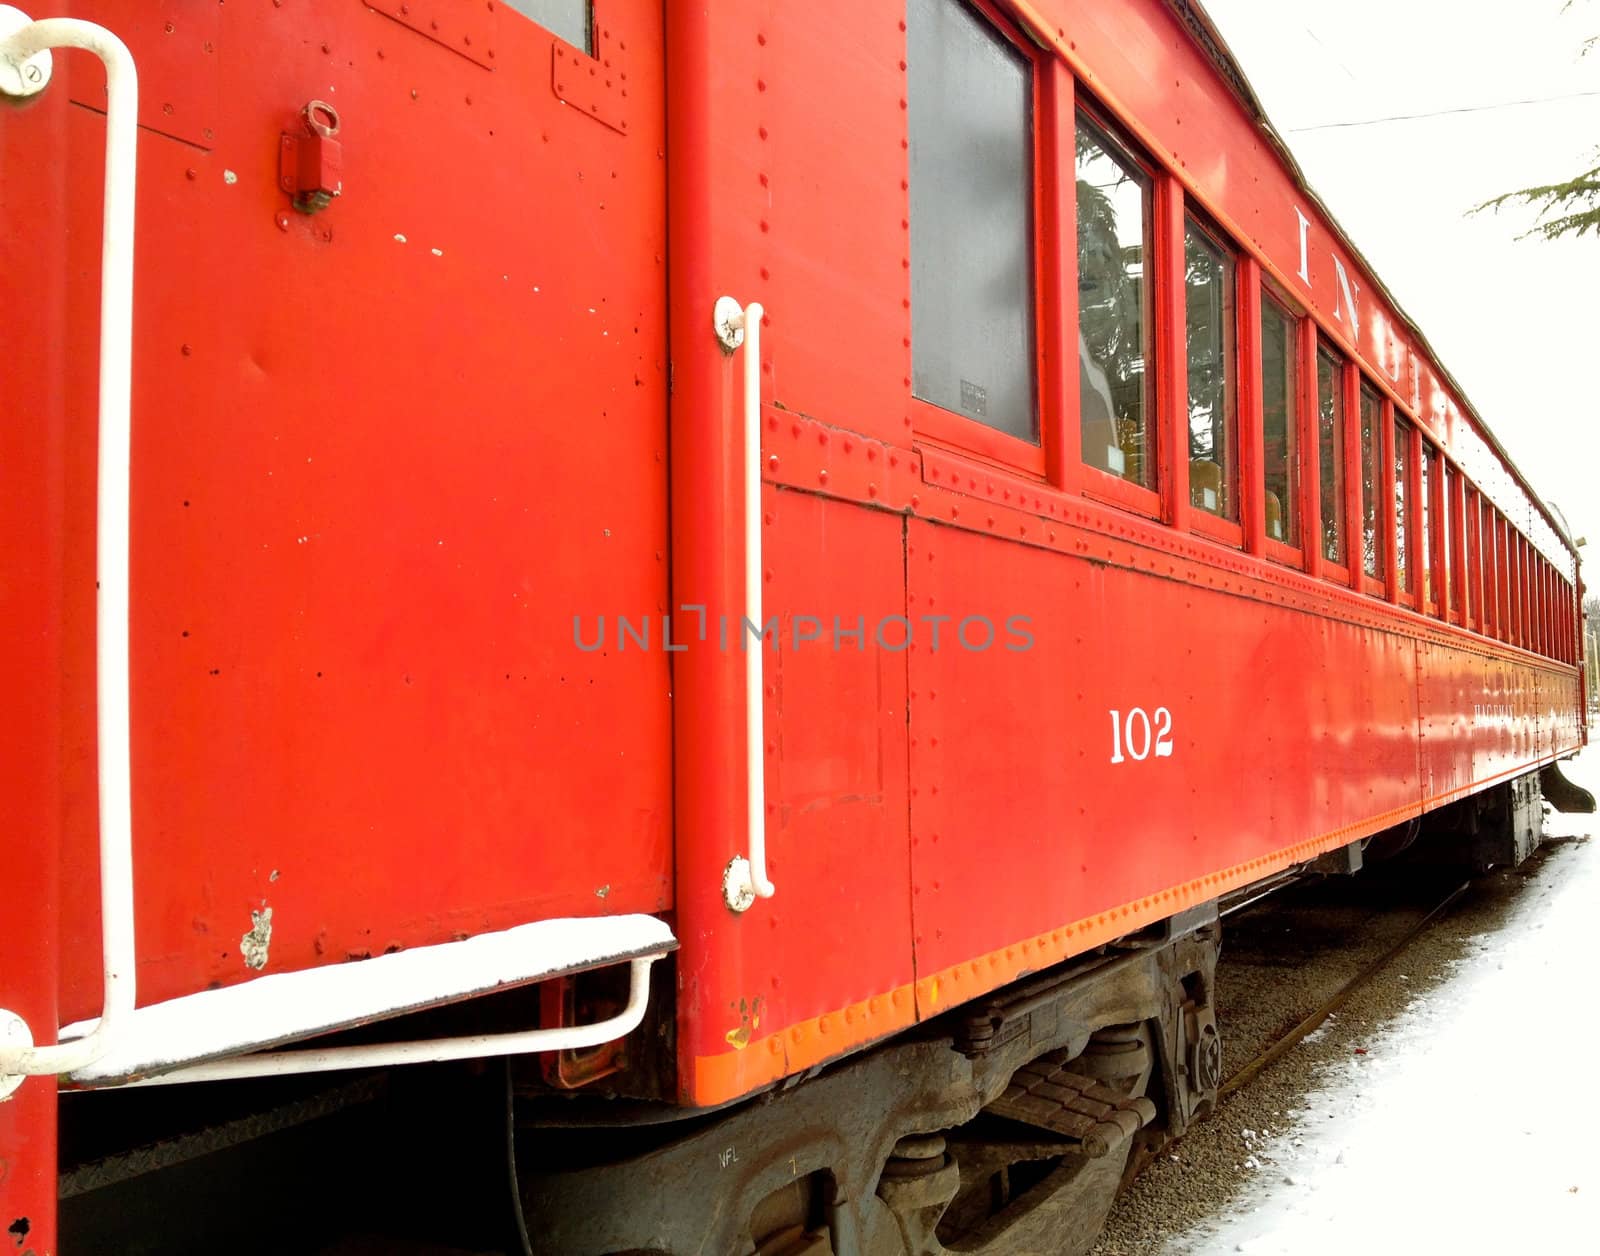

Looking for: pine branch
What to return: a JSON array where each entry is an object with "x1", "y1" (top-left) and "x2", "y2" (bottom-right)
[{"x1": 1472, "y1": 160, "x2": 1600, "y2": 240}]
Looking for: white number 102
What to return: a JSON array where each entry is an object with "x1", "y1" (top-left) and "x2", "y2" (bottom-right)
[{"x1": 1109, "y1": 707, "x2": 1174, "y2": 764}]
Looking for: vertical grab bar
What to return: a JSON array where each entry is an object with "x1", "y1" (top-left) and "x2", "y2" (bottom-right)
[
  {"x1": 0, "y1": 10, "x2": 139, "y2": 1087},
  {"x1": 713, "y1": 297, "x2": 776, "y2": 914}
]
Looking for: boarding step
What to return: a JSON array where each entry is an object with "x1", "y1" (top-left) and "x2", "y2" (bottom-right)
[
  {"x1": 987, "y1": 1050, "x2": 1158, "y2": 1159},
  {"x1": 63, "y1": 913, "x2": 677, "y2": 1087}
]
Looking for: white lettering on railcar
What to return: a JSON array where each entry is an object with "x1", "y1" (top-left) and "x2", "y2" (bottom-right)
[
  {"x1": 1333, "y1": 256, "x2": 1360, "y2": 338},
  {"x1": 1294, "y1": 207, "x2": 1312, "y2": 284},
  {"x1": 1109, "y1": 708, "x2": 1175, "y2": 763}
]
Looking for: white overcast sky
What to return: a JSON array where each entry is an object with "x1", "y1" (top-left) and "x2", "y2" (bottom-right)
[{"x1": 1203, "y1": 0, "x2": 1600, "y2": 572}]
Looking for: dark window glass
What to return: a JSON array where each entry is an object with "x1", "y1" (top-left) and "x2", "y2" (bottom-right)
[
  {"x1": 1450, "y1": 475, "x2": 1466, "y2": 616},
  {"x1": 1465, "y1": 488, "x2": 1481, "y2": 625},
  {"x1": 1440, "y1": 465, "x2": 1454, "y2": 615},
  {"x1": 1420, "y1": 447, "x2": 1435, "y2": 608},
  {"x1": 1260, "y1": 298, "x2": 1298, "y2": 545},
  {"x1": 1359, "y1": 385, "x2": 1383, "y2": 580},
  {"x1": 1184, "y1": 218, "x2": 1236, "y2": 519},
  {"x1": 1394, "y1": 420, "x2": 1412, "y2": 592},
  {"x1": 505, "y1": 0, "x2": 591, "y2": 52},
  {"x1": 1480, "y1": 498, "x2": 1495, "y2": 635},
  {"x1": 1316, "y1": 347, "x2": 1346, "y2": 566},
  {"x1": 909, "y1": 0, "x2": 1036, "y2": 441},
  {"x1": 1077, "y1": 115, "x2": 1151, "y2": 485}
]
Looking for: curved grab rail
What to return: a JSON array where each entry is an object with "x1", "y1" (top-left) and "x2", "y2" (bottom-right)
[
  {"x1": 105, "y1": 953, "x2": 669, "y2": 1088},
  {"x1": 0, "y1": 10, "x2": 139, "y2": 1089},
  {"x1": 713, "y1": 297, "x2": 776, "y2": 914}
]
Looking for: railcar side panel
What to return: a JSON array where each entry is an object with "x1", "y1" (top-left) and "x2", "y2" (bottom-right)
[
  {"x1": 683, "y1": 492, "x2": 915, "y2": 1104},
  {"x1": 756, "y1": 1, "x2": 909, "y2": 447},
  {"x1": 904, "y1": 521, "x2": 1424, "y2": 993},
  {"x1": 13, "y1": 0, "x2": 676, "y2": 1021}
]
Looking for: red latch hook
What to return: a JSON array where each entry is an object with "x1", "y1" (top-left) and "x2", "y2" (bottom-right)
[{"x1": 279, "y1": 99, "x2": 343, "y2": 215}]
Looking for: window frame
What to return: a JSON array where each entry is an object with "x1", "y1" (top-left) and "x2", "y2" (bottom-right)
[
  {"x1": 1256, "y1": 282, "x2": 1305, "y2": 568},
  {"x1": 1311, "y1": 337, "x2": 1351, "y2": 585},
  {"x1": 1480, "y1": 496, "x2": 1497, "y2": 640},
  {"x1": 503, "y1": 0, "x2": 595, "y2": 54},
  {"x1": 1438, "y1": 461, "x2": 1456, "y2": 624},
  {"x1": 1464, "y1": 485, "x2": 1483, "y2": 634},
  {"x1": 1407, "y1": 419, "x2": 1427, "y2": 612},
  {"x1": 1071, "y1": 100, "x2": 1163, "y2": 519},
  {"x1": 1499, "y1": 514, "x2": 1514, "y2": 645},
  {"x1": 1180, "y1": 207, "x2": 1244, "y2": 548},
  {"x1": 1513, "y1": 530, "x2": 1527, "y2": 647},
  {"x1": 1355, "y1": 377, "x2": 1385, "y2": 595},
  {"x1": 1421, "y1": 439, "x2": 1446, "y2": 619},
  {"x1": 1448, "y1": 464, "x2": 1468, "y2": 628},
  {"x1": 906, "y1": 0, "x2": 1053, "y2": 479}
]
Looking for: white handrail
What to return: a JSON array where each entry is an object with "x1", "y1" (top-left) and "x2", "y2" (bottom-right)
[
  {"x1": 106, "y1": 954, "x2": 666, "y2": 1088},
  {"x1": 713, "y1": 297, "x2": 776, "y2": 913},
  {"x1": 0, "y1": 11, "x2": 140, "y2": 1084}
]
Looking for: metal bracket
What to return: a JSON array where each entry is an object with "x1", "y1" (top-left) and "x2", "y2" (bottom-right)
[
  {"x1": 713, "y1": 295, "x2": 746, "y2": 352},
  {"x1": 279, "y1": 99, "x2": 343, "y2": 214},
  {"x1": 0, "y1": 1010, "x2": 33, "y2": 1099},
  {"x1": 552, "y1": 35, "x2": 630, "y2": 135},
  {"x1": 0, "y1": 4, "x2": 51, "y2": 97},
  {"x1": 723, "y1": 856, "x2": 757, "y2": 914}
]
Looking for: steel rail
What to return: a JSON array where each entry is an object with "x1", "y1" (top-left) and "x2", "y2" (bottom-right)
[{"x1": 1218, "y1": 878, "x2": 1471, "y2": 1099}]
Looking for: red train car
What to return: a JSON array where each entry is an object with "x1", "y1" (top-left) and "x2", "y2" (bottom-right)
[{"x1": 0, "y1": 0, "x2": 1585, "y2": 1251}]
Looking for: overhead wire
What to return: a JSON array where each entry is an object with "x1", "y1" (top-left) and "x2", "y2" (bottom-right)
[{"x1": 1285, "y1": 88, "x2": 1600, "y2": 133}]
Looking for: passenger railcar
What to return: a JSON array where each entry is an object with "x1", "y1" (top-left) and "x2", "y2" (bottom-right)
[{"x1": 0, "y1": 0, "x2": 1585, "y2": 1251}]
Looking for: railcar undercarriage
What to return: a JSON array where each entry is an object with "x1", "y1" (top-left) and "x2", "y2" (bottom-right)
[{"x1": 516, "y1": 924, "x2": 1220, "y2": 1255}]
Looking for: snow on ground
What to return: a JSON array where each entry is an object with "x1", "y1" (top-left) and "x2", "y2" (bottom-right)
[{"x1": 1168, "y1": 748, "x2": 1600, "y2": 1255}]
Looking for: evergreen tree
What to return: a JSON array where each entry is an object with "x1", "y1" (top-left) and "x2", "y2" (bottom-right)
[{"x1": 1474, "y1": 10, "x2": 1598, "y2": 239}]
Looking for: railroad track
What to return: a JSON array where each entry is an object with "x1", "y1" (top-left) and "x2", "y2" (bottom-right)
[{"x1": 1217, "y1": 878, "x2": 1472, "y2": 1100}]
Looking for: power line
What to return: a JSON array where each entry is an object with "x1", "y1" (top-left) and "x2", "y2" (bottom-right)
[{"x1": 1285, "y1": 88, "x2": 1600, "y2": 133}]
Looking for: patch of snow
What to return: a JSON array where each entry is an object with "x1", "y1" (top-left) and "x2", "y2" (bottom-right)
[{"x1": 1163, "y1": 748, "x2": 1600, "y2": 1254}]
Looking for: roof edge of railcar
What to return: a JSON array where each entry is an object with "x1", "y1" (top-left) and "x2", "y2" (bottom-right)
[{"x1": 1167, "y1": 0, "x2": 1579, "y2": 560}]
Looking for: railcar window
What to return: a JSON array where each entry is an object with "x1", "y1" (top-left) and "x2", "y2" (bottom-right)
[
  {"x1": 505, "y1": 0, "x2": 592, "y2": 53},
  {"x1": 1395, "y1": 419, "x2": 1408, "y2": 595},
  {"x1": 1497, "y1": 514, "x2": 1512, "y2": 639},
  {"x1": 1184, "y1": 218, "x2": 1236, "y2": 518},
  {"x1": 1359, "y1": 384, "x2": 1383, "y2": 581},
  {"x1": 908, "y1": 0, "x2": 1037, "y2": 442},
  {"x1": 1480, "y1": 497, "x2": 1496, "y2": 636},
  {"x1": 1440, "y1": 465, "x2": 1455, "y2": 617},
  {"x1": 1394, "y1": 419, "x2": 1412, "y2": 592},
  {"x1": 1259, "y1": 298, "x2": 1298, "y2": 545},
  {"x1": 1420, "y1": 446, "x2": 1434, "y2": 608},
  {"x1": 1077, "y1": 115, "x2": 1152, "y2": 485},
  {"x1": 1465, "y1": 487, "x2": 1482, "y2": 628},
  {"x1": 1315, "y1": 346, "x2": 1346, "y2": 566}
]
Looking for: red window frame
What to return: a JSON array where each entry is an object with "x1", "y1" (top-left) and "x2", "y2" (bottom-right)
[
  {"x1": 1449, "y1": 466, "x2": 1468, "y2": 628},
  {"x1": 1070, "y1": 99, "x2": 1164, "y2": 520},
  {"x1": 1354, "y1": 376, "x2": 1384, "y2": 597},
  {"x1": 1391, "y1": 411, "x2": 1418, "y2": 609},
  {"x1": 1255, "y1": 283, "x2": 1305, "y2": 569},
  {"x1": 1308, "y1": 337, "x2": 1351, "y2": 586},
  {"x1": 1464, "y1": 485, "x2": 1482, "y2": 634},
  {"x1": 907, "y1": 0, "x2": 1054, "y2": 482},
  {"x1": 1180, "y1": 207, "x2": 1245, "y2": 550}
]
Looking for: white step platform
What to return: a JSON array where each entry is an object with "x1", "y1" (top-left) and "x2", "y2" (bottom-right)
[{"x1": 62, "y1": 913, "x2": 677, "y2": 1087}]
